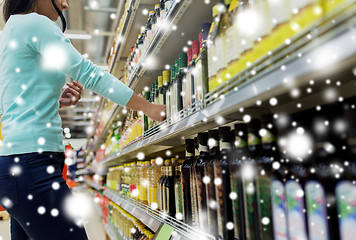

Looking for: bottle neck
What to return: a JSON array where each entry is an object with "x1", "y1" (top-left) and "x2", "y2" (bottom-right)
[
  {"x1": 199, "y1": 144, "x2": 209, "y2": 153},
  {"x1": 220, "y1": 140, "x2": 232, "y2": 151}
]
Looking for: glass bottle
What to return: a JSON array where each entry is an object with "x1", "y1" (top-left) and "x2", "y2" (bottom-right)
[
  {"x1": 190, "y1": 137, "x2": 199, "y2": 228},
  {"x1": 151, "y1": 158, "x2": 162, "y2": 209},
  {"x1": 260, "y1": 115, "x2": 288, "y2": 240},
  {"x1": 182, "y1": 139, "x2": 195, "y2": 224},
  {"x1": 195, "y1": 132, "x2": 210, "y2": 231},
  {"x1": 164, "y1": 165, "x2": 176, "y2": 217},
  {"x1": 157, "y1": 165, "x2": 166, "y2": 211},
  {"x1": 204, "y1": 130, "x2": 220, "y2": 239},
  {"x1": 194, "y1": 23, "x2": 211, "y2": 104},
  {"x1": 162, "y1": 159, "x2": 171, "y2": 213},
  {"x1": 214, "y1": 126, "x2": 234, "y2": 240},
  {"x1": 230, "y1": 123, "x2": 248, "y2": 240},
  {"x1": 157, "y1": 76, "x2": 163, "y2": 105},
  {"x1": 174, "y1": 161, "x2": 184, "y2": 220}
]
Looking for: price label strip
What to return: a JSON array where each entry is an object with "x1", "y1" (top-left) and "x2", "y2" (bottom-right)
[{"x1": 154, "y1": 224, "x2": 174, "y2": 240}]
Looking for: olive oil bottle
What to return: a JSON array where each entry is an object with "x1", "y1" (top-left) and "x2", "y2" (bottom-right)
[
  {"x1": 182, "y1": 139, "x2": 195, "y2": 224},
  {"x1": 214, "y1": 127, "x2": 234, "y2": 239},
  {"x1": 195, "y1": 132, "x2": 210, "y2": 231},
  {"x1": 204, "y1": 130, "x2": 220, "y2": 239}
]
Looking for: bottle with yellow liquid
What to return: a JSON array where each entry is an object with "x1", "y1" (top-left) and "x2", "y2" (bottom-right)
[
  {"x1": 162, "y1": 159, "x2": 172, "y2": 213},
  {"x1": 215, "y1": 0, "x2": 232, "y2": 89},
  {"x1": 141, "y1": 161, "x2": 149, "y2": 205},
  {"x1": 289, "y1": 0, "x2": 323, "y2": 36},
  {"x1": 207, "y1": 4, "x2": 222, "y2": 92},
  {"x1": 147, "y1": 159, "x2": 155, "y2": 207},
  {"x1": 157, "y1": 164, "x2": 167, "y2": 210},
  {"x1": 323, "y1": 0, "x2": 348, "y2": 14},
  {"x1": 151, "y1": 158, "x2": 162, "y2": 209}
]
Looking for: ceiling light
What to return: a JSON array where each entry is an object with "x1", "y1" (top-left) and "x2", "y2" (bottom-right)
[
  {"x1": 64, "y1": 33, "x2": 92, "y2": 40},
  {"x1": 94, "y1": 29, "x2": 100, "y2": 35}
]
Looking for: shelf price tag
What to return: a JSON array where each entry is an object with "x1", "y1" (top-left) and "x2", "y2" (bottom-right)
[{"x1": 154, "y1": 224, "x2": 174, "y2": 240}]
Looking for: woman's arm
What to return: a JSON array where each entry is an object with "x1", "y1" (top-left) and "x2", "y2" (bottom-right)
[{"x1": 126, "y1": 93, "x2": 166, "y2": 122}]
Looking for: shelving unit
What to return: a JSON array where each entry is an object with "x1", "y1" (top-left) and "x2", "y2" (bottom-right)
[
  {"x1": 83, "y1": 1, "x2": 356, "y2": 239},
  {"x1": 104, "y1": 188, "x2": 214, "y2": 240},
  {"x1": 84, "y1": 178, "x2": 105, "y2": 191},
  {"x1": 105, "y1": 221, "x2": 123, "y2": 240},
  {"x1": 92, "y1": 1, "x2": 356, "y2": 170}
]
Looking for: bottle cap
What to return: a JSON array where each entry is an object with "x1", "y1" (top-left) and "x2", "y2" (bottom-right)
[
  {"x1": 197, "y1": 132, "x2": 209, "y2": 146},
  {"x1": 155, "y1": 4, "x2": 160, "y2": 8},
  {"x1": 158, "y1": 76, "x2": 163, "y2": 87},
  {"x1": 212, "y1": 5, "x2": 221, "y2": 17},
  {"x1": 178, "y1": 53, "x2": 187, "y2": 69},
  {"x1": 187, "y1": 47, "x2": 193, "y2": 66},
  {"x1": 219, "y1": 126, "x2": 232, "y2": 142},
  {"x1": 201, "y1": 23, "x2": 211, "y2": 42},
  {"x1": 247, "y1": 119, "x2": 261, "y2": 135},
  {"x1": 171, "y1": 64, "x2": 176, "y2": 80},
  {"x1": 185, "y1": 139, "x2": 195, "y2": 153},
  {"x1": 234, "y1": 123, "x2": 248, "y2": 137},
  {"x1": 151, "y1": 159, "x2": 156, "y2": 163},
  {"x1": 208, "y1": 129, "x2": 219, "y2": 140},
  {"x1": 149, "y1": 11, "x2": 155, "y2": 16},
  {"x1": 163, "y1": 70, "x2": 170, "y2": 76},
  {"x1": 192, "y1": 40, "x2": 200, "y2": 60}
]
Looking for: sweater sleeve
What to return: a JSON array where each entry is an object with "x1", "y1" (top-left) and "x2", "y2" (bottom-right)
[{"x1": 21, "y1": 14, "x2": 133, "y2": 106}]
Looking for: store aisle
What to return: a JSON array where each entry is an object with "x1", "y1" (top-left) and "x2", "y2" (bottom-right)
[
  {"x1": 72, "y1": 186, "x2": 106, "y2": 240},
  {"x1": 0, "y1": 186, "x2": 106, "y2": 240},
  {"x1": 0, "y1": 219, "x2": 10, "y2": 240}
]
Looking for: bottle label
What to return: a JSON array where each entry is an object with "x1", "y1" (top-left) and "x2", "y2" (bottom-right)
[
  {"x1": 286, "y1": 180, "x2": 308, "y2": 240},
  {"x1": 165, "y1": 187, "x2": 170, "y2": 213},
  {"x1": 336, "y1": 181, "x2": 356, "y2": 240},
  {"x1": 191, "y1": 167, "x2": 198, "y2": 227},
  {"x1": 235, "y1": 136, "x2": 247, "y2": 148},
  {"x1": 199, "y1": 144, "x2": 209, "y2": 153},
  {"x1": 262, "y1": 130, "x2": 276, "y2": 144},
  {"x1": 220, "y1": 141, "x2": 232, "y2": 151},
  {"x1": 205, "y1": 163, "x2": 218, "y2": 236},
  {"x1": 214, "y1": 161, "x2": 224, "y2": 238},
  {"x1": 230, "y1": 164, "x2": 241, "y2": 239},
  {"x1": 196, "y1": 166, "x2": 208, "y2": 230},
  {"x1": 256, "y1": 174, "x2": 273, "y2": 240},
  {"x1": 271, "y1": 180, "x2": 288, "y2": 240},
  {"x1": 174, "y1": 180, "x2": 183, "y2": 219},
  {"x1": 267, "y1": 0, "x2": 291, "y2": 27},
  {"x1": 185, "y1": 151, "x2": 194, "y2": 157},
  {"x1": 248, "y1": 133, "x2": 261, "y2": 146},
  {"x1": 182, "y1": 73, "x2": 193, "y2": 109},
  {"x1": 225, "y1": 25, "x2": 236, "y2": 64},
  {"x1": 193, "y1": 61, "x2": 204, "y2": 102},
  {"x1": 305, "y1": 180, "x2": 329, "y2": 240}
]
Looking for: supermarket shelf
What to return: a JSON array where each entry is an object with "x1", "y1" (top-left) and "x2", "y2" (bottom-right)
[
  {"x1": 128, "y1": 0, "x2": 220, "y2": 93},
  {"x1": 109, "y1": 0, "x2": 140, "y2": 73},
  {"x1": 105, "y1": 221, "x2": 124, "y2": 240},
  {"x1": 92, "y1": 1, "x2": 356, "y2": 168},
  {"x1": 84, "y1": 179, "x2": 105, "y2": 191},
  {"x1": 93, "y1": 202, "x2": 102, "y2": 218},
  {"x1": 111, "y1": 0, "x2": 158, "y2": 76},
  {"x1": 76, "y1": 168, "x2": 94, "y2": 176},
  {"x1": 104, "y1": 188, "x2": 213, "y2": 240}
]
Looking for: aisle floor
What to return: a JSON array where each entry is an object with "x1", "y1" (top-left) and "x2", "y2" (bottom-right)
[{"x1": 0, "y1": 185, "x2": 106, "y2": 240}]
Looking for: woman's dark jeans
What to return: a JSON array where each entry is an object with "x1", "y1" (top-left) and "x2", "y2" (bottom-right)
[{"x1": 0, "y1": 152, "x2": 88, "y2": 240}]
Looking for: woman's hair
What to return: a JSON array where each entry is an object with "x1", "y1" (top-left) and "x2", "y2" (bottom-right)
[{"x1": 3, "y1": 0, "x2": 36, "y2": 22}]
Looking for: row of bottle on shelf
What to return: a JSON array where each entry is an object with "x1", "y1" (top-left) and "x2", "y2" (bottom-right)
[
  {"x1": 93, "y1": 0, "x2": 350, "y2": 160},
  {"x1": 136, "y1": 0, "x2": 350, "y2": 130},
  {"x1": 107, "y1": 97, "x2": 356, "y2": 240},
  {"x1": 124, "y1": 0, "x2": 175, "y2": 83},
  {"x1": 109, "y1": 202, "x2": 154, "y2": 240}
]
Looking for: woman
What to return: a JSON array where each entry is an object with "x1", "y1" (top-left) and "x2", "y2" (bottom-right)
[{"x1": 0, "y1": 0, "x2": 165, "y2": 239}]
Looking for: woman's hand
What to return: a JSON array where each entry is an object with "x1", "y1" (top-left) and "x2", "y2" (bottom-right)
[
  {"x1": 126, "y1": 93, "x2": 166, "y2": 123},
  {"x1": 59, "y1": 81, "x2": 83, "y2": 108},
  {"x1": 146, "y1": 103, "x2": 166, "y2": 123}
]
